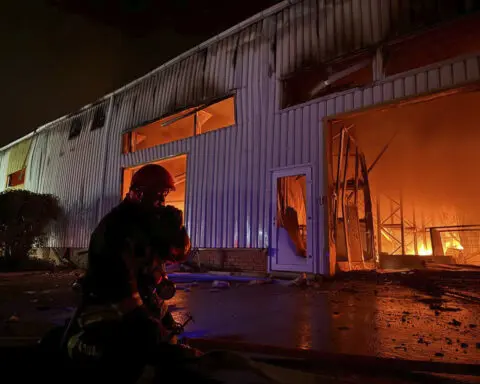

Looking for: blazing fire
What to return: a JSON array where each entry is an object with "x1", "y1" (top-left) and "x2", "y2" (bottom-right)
[
  {"x1": 382, "y1": 232, "x2": 464, "y2": 257},
  {"x1": 444, "y1": 238, "x2": 464, "y2": 252},
  {"x1": 418, "y1": 244, "x2": 432, "y2": 256}
]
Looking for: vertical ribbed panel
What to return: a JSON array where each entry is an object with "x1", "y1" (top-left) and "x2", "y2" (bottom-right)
[
  {"x1": 276, "y1": 0, "x2": 478, "y2": 77},
  {"x1": 0, "y1": 150, "x2": 8, "y2": 192},
  {"x1": 23, "y1": 101, "x2": 111, "y2": 248},
  {"x1": 0, "y1": 1, "x2": 478, "y2": 275}
]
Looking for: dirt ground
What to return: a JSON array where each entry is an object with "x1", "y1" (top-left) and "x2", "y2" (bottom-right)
[{"x1": 0, "y1": 269, "x2": 479, "y2": 367}]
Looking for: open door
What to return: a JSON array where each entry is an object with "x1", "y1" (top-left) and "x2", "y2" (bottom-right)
[
  {"x1": 327, "y1": 122, "x2": 375, "y2": 271},
  {"x1": 270, "y1": 166, "x2": 313, "y2": 273}
]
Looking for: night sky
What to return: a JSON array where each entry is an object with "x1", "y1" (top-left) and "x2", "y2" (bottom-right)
[{"x1": 0, "y1": 0, "x2": 281, "y2": 147}]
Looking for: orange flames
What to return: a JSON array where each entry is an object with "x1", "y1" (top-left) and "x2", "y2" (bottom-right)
[
  {"x1": 418, "y1": 244, "x2": 432, "y2": 256},
  {"x1": 382, "y1": 233, "x2": 464, "y2": 257}
]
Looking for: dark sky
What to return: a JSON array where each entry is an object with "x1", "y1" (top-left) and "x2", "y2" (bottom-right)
[{"x1": 0, "y1": 0, "x2": 281, "y2": 147}]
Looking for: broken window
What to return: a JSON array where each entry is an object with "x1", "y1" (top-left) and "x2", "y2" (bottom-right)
[
  {"x1": 384, "y1": 13, "x2": 480, "y2": 77},
  {"x1": 282, "y1": 51, "x2": 373, "y2": 109},
  {"x1": 196, "y1": 97, "x2": 235, "y2": 134},
  {"x1": 7, "y1": 168, "x2": 26, "y2": 188},
  {"x1": 91, "y1": 107, "x2": 106, "y2": 131},
  {"x1": 122, "y1": 110, "x2": 196, "y2": 154},
  {"x1": 68, "y1": 118, "x2": 82, "y2": 140},
  {"x1": 122, "y1": 96, "x2": 236, "y2": 154},
  {"x1": 277, "y1": 175, "x2": 307, "y2": 257}
]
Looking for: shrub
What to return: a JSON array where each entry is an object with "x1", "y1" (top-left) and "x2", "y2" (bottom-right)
[{"x1": 0, "y1": 189, "x2": 63, "y2": 268}]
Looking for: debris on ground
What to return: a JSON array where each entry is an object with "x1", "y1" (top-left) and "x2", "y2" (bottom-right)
[
  {"x1": 429, "y1": 303, "x2": 461, "y2": 312},
  {"x1": 211, "y1": 280, "x2": 230, "y2": 289},
  {"x1": 248, "y1": 278, "x2": 274, "y2": 286},
  {"x1": 5, "y1": 315, "x2": 19, "y2": 323},
  {"x1": 449, "y1": 319, "x2": 462, "y2": 327},
  {"x1": 460, "y1": 343, "x2": 468, "y2": 349},
  {"x1": 288, "y1": 273, "x2": 310, "y2": 287}
]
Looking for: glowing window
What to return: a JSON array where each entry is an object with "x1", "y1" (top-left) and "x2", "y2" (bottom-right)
[
  {"x1": 122, "y1": 96, "x2": 235, "y2": 154},
  {"x1": 196, "y1": 97, "x2": 235, "y2": 134}
]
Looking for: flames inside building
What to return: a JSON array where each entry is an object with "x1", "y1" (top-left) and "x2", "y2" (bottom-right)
[{"x1": 329, "y1": 89, "x2": 480, "y2": 269}]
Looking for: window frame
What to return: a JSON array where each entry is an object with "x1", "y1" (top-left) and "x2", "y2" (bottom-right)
[
  {"x1": 7, "y1": 168, "x2": 26, "y2": 188},
  {"x1": 280, "y1": 49, "x2": 374, "y2": 109},
  {"x1": 91, "y1": 107, "x2": 106, "y2": 131},
  {"x1": 121, "y1": 93, "x2": 236, "y2": 154},
  {"x1": 68, "y1": 118, "x2": 82, "y2": 140}
]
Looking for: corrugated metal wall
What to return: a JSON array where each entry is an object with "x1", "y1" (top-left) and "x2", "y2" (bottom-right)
[
  {"x1": 1, "y1": 0, "x2": 479, "y2": 274},
  {"x1": 23, "y1": 100, "x2": 111, "y2": 248},
  {"x1": 276, "y1": 0, "x2": 479, "y2": 77},
  {"x1": 0, "y1": 150, "x2": 8, "y2": 193}
]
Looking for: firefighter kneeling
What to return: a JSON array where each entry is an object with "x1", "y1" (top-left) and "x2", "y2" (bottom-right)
[{"x1": 66, "y1": 164, "x2": 201, "y2": 381}]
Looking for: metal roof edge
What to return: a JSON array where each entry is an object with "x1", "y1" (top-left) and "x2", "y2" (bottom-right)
[{"x1": 0, "y1": 0, "x2": 297, "y2": 153}]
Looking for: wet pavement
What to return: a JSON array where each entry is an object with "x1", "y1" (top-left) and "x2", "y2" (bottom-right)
[{"x1": 0, "y1": 271, "x2": 479, "y2": 366}]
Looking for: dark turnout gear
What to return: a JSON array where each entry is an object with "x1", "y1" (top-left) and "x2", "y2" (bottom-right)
[{"x1": 67, "y1": 164, "x2": 194, "y2": 379}]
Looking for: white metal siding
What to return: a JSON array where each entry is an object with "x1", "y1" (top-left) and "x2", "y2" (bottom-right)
[
  {"x1": 23, "y1": 101, "x2": 111, "y2": 247},
  {"x1": 0, "y1": 150, "x2": 8, "y2": 193},
  {"x1": 1, "y1": 0, "x2": 479, "y2": 275}
]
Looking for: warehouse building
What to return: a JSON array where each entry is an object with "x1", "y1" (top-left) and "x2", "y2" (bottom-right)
[{"x1": 2, "y1": 0, "x2": 480, "y2": 274}]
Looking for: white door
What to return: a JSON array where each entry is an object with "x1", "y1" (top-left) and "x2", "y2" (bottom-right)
[{"x1": 270, "y1": 166, "x2": 314, "y2": 273}]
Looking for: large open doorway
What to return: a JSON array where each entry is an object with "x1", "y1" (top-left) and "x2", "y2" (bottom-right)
[
  {"x1": 122, "y1": 154, "x2": 187, "y2": 214},
  {"x1": 327, "y1": 88, "x2": 480, "y2": 271}
]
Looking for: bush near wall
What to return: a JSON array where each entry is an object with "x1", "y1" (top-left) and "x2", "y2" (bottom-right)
[{"x1": 0, "y1": 190, "x2": 63, "y2": 270}]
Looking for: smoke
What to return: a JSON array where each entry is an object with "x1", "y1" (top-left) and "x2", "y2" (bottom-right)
[{"x1": 347, "y1": 91, "x2": 480, "y2": 225}]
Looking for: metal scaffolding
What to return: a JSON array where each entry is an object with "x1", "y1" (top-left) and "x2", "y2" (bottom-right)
[{"x1": 375, "y1": 192, "x2": 432, "y2": 256}]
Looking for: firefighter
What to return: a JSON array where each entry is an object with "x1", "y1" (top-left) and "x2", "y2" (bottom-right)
[{"x1": 67, "y1": 164, "x2": 198, "y2": 381}]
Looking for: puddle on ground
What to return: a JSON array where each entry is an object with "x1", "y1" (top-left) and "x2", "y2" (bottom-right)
[{"x1": 167, "y1": 283, "x2": 479, "y2": 364}]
